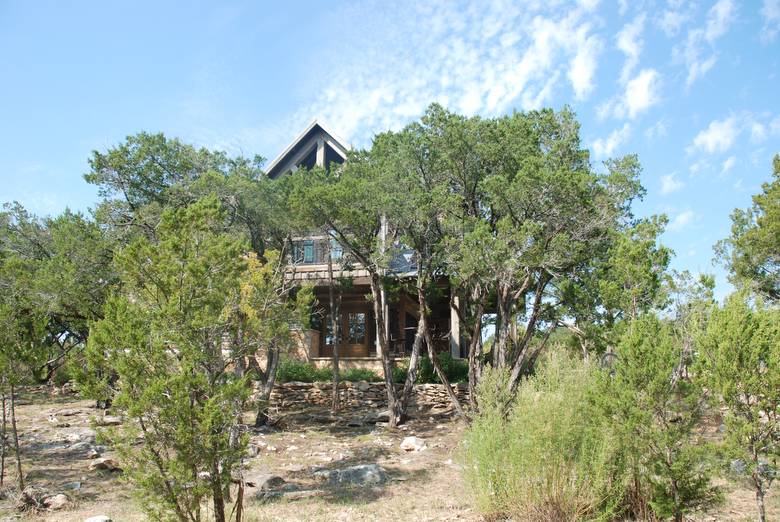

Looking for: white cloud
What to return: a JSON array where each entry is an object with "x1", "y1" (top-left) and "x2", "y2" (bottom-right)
[
  {"x1": 645, "y1": 119, "x2": 668, "y2": 139},
  {"x1": 676, "y1": 0, "x2": 737, "y2": 88},
  {"x1": 689, "y1": 158, "x2": 710, "y2": 175},
  {"x1": 278, "y1": 1, "x2": 608, "y2": 146},
  {"x1": 669, "y1": 210, "x2": 695, "y2": 232},
  {"x1": 568, "y1": 33, "x2": 603, "y2": 100},
  {"x1": 660, "y1": 173, "x2": 684, "y2": 194},
  {"x1": 690, "y1": 116, "x2": 739, "y2": 153},
  {"x1": 751, "y1": 122, "x2": 768, "y2": 142},
  {"x1": 705, "y1": 0, "x2": 737, "y2": 42},
  {"x1": 721, "y1": 155, "x2": 737, "y2": 174},
  {"x1": 598, "y1": 68, "x2": 662, "y2": 120},
  {"x1": 623, "y1": 69, "x2": 661, "y2": 118},
  {"x1": 592, "y1": 123, "x2": 631, "y2": 158},
  {"x1": 762, "y1": 0, "x2": 780, "y2": 42},
  {"x1": 616, "y1": 14, "x2": 646, "y2": 83},
  {"x1": 658, "y1": 9, "x2": 688, "y2": 36}
]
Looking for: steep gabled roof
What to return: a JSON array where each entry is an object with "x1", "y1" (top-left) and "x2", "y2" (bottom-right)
[{"x1": 265, "y1": 119, "x2": 350, "y2": 179}]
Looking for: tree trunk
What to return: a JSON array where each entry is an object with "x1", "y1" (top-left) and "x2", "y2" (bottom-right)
[
  {"x1": 465, "y1": 290, "x2": 485, "y2": 412},
  {"x1": 399, "y1": 318, "x2": 425, "y2": 417},
  {"x1": 211, "y1": 465, "x2": 226, "y2": 522},
  {"x1": 235, "y1": 477, "x2": 244, "y2": 522},
  {"x1": 9, "y1": 384, "x2": 22, "y2": 491},
  {"x1": 327, "y1": 243, "x2": 341, "y2": 412},
  {"x1": 754, "y1": 475, "x2": 766, "y2": 522},
  {"x1": 369, "y1": 275, "x2": 399, "y2": 428},
  {"x1": 494, "y1": 283, "x2": 512, "y2": 368},
  {"x1": 0, "y1": 393, "x2": 6, "y2": 487},
  {"x1": 417, "y1": 287, "x2": 467, "y2": 419},
  {"x1": 254, "y1": 345, "x2": 279, "y2": 427},
  {"x1": 466, "y1": 332, "x2": 481, "y2": 411}
]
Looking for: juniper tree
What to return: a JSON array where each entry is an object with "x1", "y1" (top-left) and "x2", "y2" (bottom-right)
[
  {"x1": 697, "y1": 293, "x2": 780, "y2": 522},
  {"x1": 593, "y1": 315, "x2": 720, "y2": 521},
  {"x1": 85, "y1": 198, "x2": 252, "y2": 522},
  {"x1": 715, "y1": 155, "x2": 780, "y2": 302}
]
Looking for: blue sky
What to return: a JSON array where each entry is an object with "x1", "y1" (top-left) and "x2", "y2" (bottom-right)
[{"x1": 1, "y1": 0, "x2": 778, "y2": 297}]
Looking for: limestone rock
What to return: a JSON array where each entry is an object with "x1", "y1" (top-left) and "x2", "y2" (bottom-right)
[
  {"x1": 96, "y1": 415, "x2": 122, "y2": 426},
  {"x1": 313, "y1": 463, "x2": 388, "y2": 487},
  {"x1": 66, "y1": 428, "x2": 96, "y2": 443},
  {"x1": 400, "y1": 436, "x2": 426, "y2": 452},
  {"x1": 43, "y1": 493, "x2": 69, "y2": 510},
  {"x1": 89, "y1": 457, "x2": 121, "y2": 472}
]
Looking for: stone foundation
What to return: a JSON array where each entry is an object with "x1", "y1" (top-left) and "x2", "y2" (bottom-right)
[{"x1": 269, "y1": 381, "x2": 468, "y2": 411}]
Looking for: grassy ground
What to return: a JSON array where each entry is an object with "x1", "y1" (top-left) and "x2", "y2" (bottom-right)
[{"x1": 0, "y1": 386, "x2": 777, "y2": 521}]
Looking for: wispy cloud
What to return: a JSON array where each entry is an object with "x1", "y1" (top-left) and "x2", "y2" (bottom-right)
[
  {"x1": 761, "y1": 0, "x2": 780, "y2": 42},
  {"x1": 660, "y1": 173, "x2": 684, "y2": 194},
  {"x1": 645, "y1": 119, "x2": 668, "y2": 139},
  {"x1": 277, "y1": 0, "x2": 610, "y2": 146},
  {"x1": 669, "y1": 209, "x2": 695, "y2": 232},
  {"x1": 721, "y1": 155, "x2": 737, "y2": 174},
  {"x1": 592, "y1": 123, "x2": 631, "y2": 158},
  {"x1": 675, "y1": 0, "x2": 737, "y2": 88},
  {"x1": 616, "y1": 14, "x2": 646, "y2": 83},
  {"x1": 690, "y1": 116, "x2": 739, "y2": 154}
]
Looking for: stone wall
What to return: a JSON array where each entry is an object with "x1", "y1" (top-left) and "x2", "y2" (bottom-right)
[{"x1": 269, "y1": 381, "x2": 469, "y2": 411}]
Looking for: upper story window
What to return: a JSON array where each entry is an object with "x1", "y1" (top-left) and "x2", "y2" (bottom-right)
[{"x1": 292, "y1": 237, "x2": 345, "y2": 265}]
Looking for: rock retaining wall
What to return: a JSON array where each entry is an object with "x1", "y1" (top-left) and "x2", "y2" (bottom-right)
[{"x1": 269, "y1": 381, "x2": 468, "y2": 410}]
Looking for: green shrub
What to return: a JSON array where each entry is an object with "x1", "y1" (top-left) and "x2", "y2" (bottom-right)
[
  {"x1": 462, "y1": 351, "x2": 623, "y2": 521},
  {"x1": 275, "y1": 359, "x2": 332, "y2": 383},
  {"x1": 392, "y1": 364, "x2": 408, "y2": 383},
  {"x1": 342, "y1": 368, "x2": 382, "y2": 382},
  {"x1": 418, "y1": 352, "x2": 468, "y2": 384}
]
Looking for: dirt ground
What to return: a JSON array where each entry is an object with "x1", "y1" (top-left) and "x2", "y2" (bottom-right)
[{"x1": 0, "y1": 387, "x2": 777, "y2": 521}]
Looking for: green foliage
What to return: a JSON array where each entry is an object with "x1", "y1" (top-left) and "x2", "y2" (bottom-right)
[
  {"x1": 0, "y1": 204, "x2": 117, "y2": 381},
  {"x1": 85, "y1": 198, "x2": 250, "y2": 521},
  {"x1": 697, "y1": 292, "x2": 780, "y2": 520},
  {"x1": 462, "y1": 353, "x2": 621, "y2": 521},
  {"x1": 342, "y1": 368, "x2": 382, "y2": 382},
  {"x1": 715, "y1": 155, "x2": 780, "y2": 302},
  {"x1": 276, "y1": 359, "x2": 333, "y2": 383},
  {"x1": 592, "y1": 315, "x2": 721, "y2": 521},
  {"x1": 392, "y1": 363, "x2": 408, "y2": 384},
  {"x1": 275, "y1": 360, "x2": 382, "y2": 383},
  {"x1": 417, "y1": 353, "x2": 468, "y2": 384}
]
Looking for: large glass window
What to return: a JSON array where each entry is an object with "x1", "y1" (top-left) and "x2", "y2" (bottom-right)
[
  {"x1": 347, "y1": 312, "x2": 366, "y2": 344},
  {"x1": 303, "y1": 240, "x2": 314, "y2": 263},
  {"x1": 330, "y1": 238, "x2": 343, "y2": 261}
]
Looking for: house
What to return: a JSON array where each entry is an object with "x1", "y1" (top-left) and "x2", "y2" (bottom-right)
[{"x1": 268, "y1": 120, "x2": 463, "y2": 372}]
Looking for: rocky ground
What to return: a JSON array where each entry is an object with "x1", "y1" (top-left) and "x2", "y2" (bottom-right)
[
  {"x1": 0, "y1": 387, "x2": 477, "y2": 521},
  {"x1": 0, "y1": 386, "x2": 777, "y2": 521}
]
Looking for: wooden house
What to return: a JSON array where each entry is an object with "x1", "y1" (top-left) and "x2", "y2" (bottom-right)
[{"x1": 269, "y1": 120, "x2": 463, "y2": 371}]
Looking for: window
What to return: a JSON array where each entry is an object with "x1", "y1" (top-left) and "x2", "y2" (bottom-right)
[
  {"x1": 347, "y1": 312, "x2": 366, "y2": 344},
  {"x1": 303, "y1": 240, "x2": 314, "y2": 263},
  {"x1": 330, "y1": 238, "x2": 343, "y2": 261}
]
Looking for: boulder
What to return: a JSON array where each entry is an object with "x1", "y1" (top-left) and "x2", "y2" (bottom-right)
[
  {"x1": 89, "y1": 457, "x2": 121, "y2": 472},
  {"x1": 313, "y1": 463, "x2": 388, "y2": 487},
  {"x1": 43, "y1": 493, "x2": 69, "y2": 510},
  {"x1": 400, "y1": 436, "x2": 426, "y2": 452},
  {"x1": 248, "y1": 474, "x2": 285, "y2": 491},
  {"x1": 96, "y1": 415, "x2": 122, "y2": 426},
  {"x1": 66, "y1": 428, "x2": 96, "y2": 443}
]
